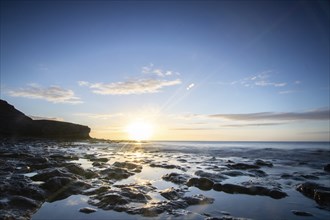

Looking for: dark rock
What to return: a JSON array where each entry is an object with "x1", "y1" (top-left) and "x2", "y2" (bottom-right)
[
  {"x1": 41, "y1": 176, "x2": 91, "y2": 202},
  {"x1": 222, "y1": 170, "x2": 244, "y2": 177},
  {"x1": 323, "y1": 164, "x2": 330, "y2": 172},
  {"x1": 65, "y1": 164, "x2": 99, "y2": 179},
  {"x1": 79, "y1": 207, "x2": 97, "y2": 214},
  {"x1": 9, "y1": 195, "x2": 40, "y2": 209},
  {"x1": 90, "y1": 158, "x2": 109, "y2": 163},
  {"x1": 113, "y1": 161, "x2": 142, "y2": 172},
  {"x1": 160, "y1": 187, "x2": 184, "y2": 200},
  {"x1": 195, "y1": 170, "x2": 227, "y2": 182},
  {"x1": 227, "y1": 163, "x2": 260, "y2": 170},
  {"x1": 0, "y1": 174, "x2": 46, "y2": 201},
  {"x1": 213, "y1": 183, "x2": 287, "y2": 199},
  {"x1": 186, "y1": 177, "x2": 214, "y2": 190},
  {"x1": 292, "y1": 210, "x2": 313, "y2": 216},
  {"x1": 296, "y1": 182, "x2": 330, "y2": 206},
  {"x1": 31, "y1": 168, "x2": 73, "y2": 181},
  {"x1": 0, "y1": 99, "x2": 90, "y2": 139},
  {"x1": 150, "y1": 162, "x2": 184, "y2": 170},
  {"x1": 100, "y1": 167, "x2": 134, "y2": 180},
  {"x1": 83, "y1": 186, "x2": 110, "y2": 195},
  {"x1": 255, "y1": 159, "x2": 273, "y2": 167},
  {"x1": 162, "y1": 172, "x2": 190, "y2": 184},
  {"x1": 248, "y1": 169, "x2": 268, "y2": 177},
  {"x1": 183, "y1": 194, "x2": 214, "y2": 205}
]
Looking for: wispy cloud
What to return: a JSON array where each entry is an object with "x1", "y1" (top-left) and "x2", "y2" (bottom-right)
[
  {"x1": 142, "y1": 63, "x2": 180, "y2": 77},
  {"x1": 78, "y1": 78, "x2": 181, "y2": 95},
  {"x1": 209, "y1": 108, "x2": 330, "y2": 121},
  {"x1": 222, "y1": 122, "x2": 286, "y2": 127},
  {"x1": 74, "y1": 112, "x2": 123, "y2": 119},
  {"x1": 8, "y1": 84, "x2": 82, "y2": 104},
  {"x1": 224, "y1": 71, "x2": 287, "y2": 88},
  {"x1": 278, "y1": 90, "x2": 298, "y2": 95}
]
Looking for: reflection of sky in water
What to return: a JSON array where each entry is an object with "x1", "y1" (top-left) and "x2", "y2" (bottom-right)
[{"x1": 31, "y1": 141, "x2": 330, "y2": 220}]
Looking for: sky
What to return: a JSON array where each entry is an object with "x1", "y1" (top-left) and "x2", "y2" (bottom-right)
[{"x1": 1, "y1": 0, "x2": 329, "y2": 141}]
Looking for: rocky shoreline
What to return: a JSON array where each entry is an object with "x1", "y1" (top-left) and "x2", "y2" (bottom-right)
[{"x1": 0, "y1": 139, "x2": 330, "y2": 219}]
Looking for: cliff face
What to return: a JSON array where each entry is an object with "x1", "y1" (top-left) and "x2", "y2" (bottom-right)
[{"x1": 0, "y1": 100, "x2": 90, "y2": 139}]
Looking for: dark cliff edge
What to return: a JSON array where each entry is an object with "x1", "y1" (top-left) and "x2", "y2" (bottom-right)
[{"x1": 0, "y1": 100, "x2": 91, "y2": 139}]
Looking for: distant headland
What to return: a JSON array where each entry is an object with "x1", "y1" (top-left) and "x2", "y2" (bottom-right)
[{"x1": 0, "y1": 100, "x2": 90, "y2": 139}]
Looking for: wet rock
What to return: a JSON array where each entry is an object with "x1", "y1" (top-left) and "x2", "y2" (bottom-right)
[
  {"x1": 213, "y1": 183, "x2": 287, "y2": 199},
  {"x1": 31, "y1": 168, "x2": 73, "y2": 181},
  {"x1": 195, "y1": 170, "x2": 227, "y2": 182},
  {"x1": 92, "y1": 193, "x2": 129, "y2": 209},
  {"x1": 160, "y1": 187, "x2": 184, "y2": 200},
  {"x1": 255, "y1": 159, "x2": 273, "y2": 167},
  {"x1": 113, "y1": 161, "x2": 142, "y2": 172},
  {"x1": 41, "y1": 176, "x2": 91, "y2": 202},
  {"x1": 248, "y1": 169, "x2": 268, "y2": 177},
  {"x1": 187, "y1": 177, "x2": 214, "y2": 191},
  {"x1": 296, "y1": 182, "x2": 330, "y2": 206},
  {"x1": 183, "y1": 194, "x2": 214, "y2": 205},
  {"x1": 222, "y1": 170, "x2": 245, "y2": 177},
  {"x1": 79, "y1": 207, "x2": 97, "y2": 213},
  {"x1": 323, "y1": 164, "x2": 330, "y2": 172},
  {"x1": 83, "y1": 186, "x2": 110, "y2": 195},
  {"x1": 90, "y1": 157, "x2": 109, "y2": 163},
  {"x1": 65, "y1": 164, "x2": 99, "y2": 179},
  {"x1": 162, "y1": 172, "x2": 190, "y2": 184},
  {"x1": 100, "y1": 167, "x2": 134, "y2": 180},
  {"x1": 150, "y1": 162, "x2": 184, "y2": 170},
  {"x1": 9, "y1": 195, "x2": 40, "y2": 209},
  {"x1": 292, "y1": 210, "x2": 313, "y2": 216},
  {"x1": 0, "y1": 174, "x2": 46, "y2": 201},
  {"x1": 227, "y1": 163, "x2": 260, "y2": 170}
]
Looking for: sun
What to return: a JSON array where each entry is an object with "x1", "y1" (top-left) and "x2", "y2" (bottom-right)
[{"x1": 126, "y1": 120, "x2": 154, "y2": 141}]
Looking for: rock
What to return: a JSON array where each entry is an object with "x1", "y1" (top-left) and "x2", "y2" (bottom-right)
[
  {"x1": 292, "y1": 210, "x2": 313, "y2": 216},
  {"x1": 65, "y1": 164, "x2": 99, "y2": 179},
  {"x1": 31, "y1": 168, "x2": 73, "y2": 181},
  {"x1": 162, "y1": 172, "x2": 190, "y2": 184},
  {"x1": 9, "y1": 195, "x2": 40, "y2": 209},
  {"x1": 195, "y1": 170, "x2": 227, "y2": 182},
  {"x1": 324, "y1": 164, "x2": 330, "y2": 172},
  {"x1": 79, "y1": 207, "x2": 97, "y2": 214},
  {"x1": 296, "y1": 182, "x2": 330, "y2": 206},
  {"x1": 113, "y1": 161, "x2": 142, "y2": 172},
  {"x1": 0, "y1": 99, "x2": 90, "y2": 139},
  {"x1": 227, "y1": 163, "x2": 260, "y2": 170},
  {"x1": 100, "y1": 167, "x2": 134, "y2": 180},
  {"x1": 255, "y1": 159, "x2": 273, "y2": 167},
  {"x1": 160, "y1": 187, "x2": 184, "y2": 200},
  {"x1": 248, "y1": 169, "x2": 268, "y2": 177},
  {"x1": 90, "y1": 158, "x2": 109, "y2": 163},
  {"x1": 183, "y1": 194, "x2": 214, "y2": 205},
  {"x1": 150, "y1": 162, "x2": 184, "y2": 170},
  {"x1": 222, "y1": 170, "x2": 245, "y2": 177},
  {"x1": 41, "y1": 177, "x2": 91, "y2": 202},
  {"x1": 186, "y1": 177, "x2": 214, "y2": 191},
  {"x1": 213, "y1": 183, "x2": 287, "y2": 199}
]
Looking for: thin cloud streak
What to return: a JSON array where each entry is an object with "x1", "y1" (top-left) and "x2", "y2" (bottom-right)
[
  {"x1": 79, "y1": 78, "x2": 181, "y2": 95},
  {"x1": 222, "y1": 122, "x2": 286, "y2": 127},
  {"x1": 209, "y1": 109, "x2": 330, "y2": 121},
  {"x1": 8, "y1": 84, "x2": 82, "y2": 104},
  {"x1": 142, "y1": 63, "x2": 180, "y2": 77},
  {"x1": 74, "y1": 112, "x2": 123, "y2": 119}
]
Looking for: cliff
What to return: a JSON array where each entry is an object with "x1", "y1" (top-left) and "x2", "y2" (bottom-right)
[{"x1": 0, "y1": 100, "x2": 90, "y2": 139}]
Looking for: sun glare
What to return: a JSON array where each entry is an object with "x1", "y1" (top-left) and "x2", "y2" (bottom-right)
[{"x1": 126, "y1": 121, "x2": 153, "y2": 141}]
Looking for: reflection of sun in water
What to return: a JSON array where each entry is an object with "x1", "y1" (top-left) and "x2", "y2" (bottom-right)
[{"x1": 126, "y1": 121, "x2": 153, "y2": 141}]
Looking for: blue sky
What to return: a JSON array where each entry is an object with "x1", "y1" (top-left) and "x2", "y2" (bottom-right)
[{"x1": 1, "y1": 0, "x2": 329, "y2": 141}]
